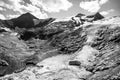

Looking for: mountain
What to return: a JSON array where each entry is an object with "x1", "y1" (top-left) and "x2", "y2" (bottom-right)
[
  {"x1": 11, "y1": 13, "x2": 56, "y2": 29},
  {"x1": 1, "y1": 13, "x2": 120, "y2": 80},
  {"x1": 11, "y1": 13, "x2": 39, "y2": 29},
  {"x1": 86, "y1": 12, "x2": 104, "y2": 21},
  {"x1": 5, "y1": 13, "x2": 55, "y2": 40},
  {"x1": 75, "y1": 13, "x2": 85, "y2": 18},
  {"x1": 73, "y1": 12, "x2": 104, "y2": 24}
]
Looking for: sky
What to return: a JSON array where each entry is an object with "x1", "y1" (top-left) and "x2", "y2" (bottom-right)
[{"x1": 0, "y1": 0, "x2": 120, "y2": 19}]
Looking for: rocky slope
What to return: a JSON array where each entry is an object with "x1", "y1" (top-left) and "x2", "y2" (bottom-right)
[{"x1": 0, "y1": 12, "x2": 120, "y2": 80}]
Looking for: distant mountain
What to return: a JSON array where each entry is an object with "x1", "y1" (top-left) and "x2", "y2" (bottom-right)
[
  {"x1": 3, "y1": 13, "x2": 55, "y2": 40},
  {"x1": 11, "y1": 13, "x2": 39, "y2": 29},
  {"x1": 74, "y1": 12, "x2": 104, "y2": 24},
  {"x1": 75, "y1": 13, "x2": 85, "y2": 18},
  {"x1": 0, "y1": 12, "x2": 105, "y2": 41},
  {"x1": 86, "y1": 12, "x2": 104, "y2": 21},
  {"x1": 11, "y1": 13, "x2": 55, "y2": 29},
  {"x1": 0, "y1": 19, "x2": 14, "y2": 29},
  {"x1": 35, "y1": 18, "x2": 56, "y2": 28}
]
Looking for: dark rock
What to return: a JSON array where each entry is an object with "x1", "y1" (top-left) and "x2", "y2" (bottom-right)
[
  {"x1": 69, "y1": 60, "x2": 81, "y2": 66},
  {"x1": 75, "y1": 13, "x2": 85, "y2": 18},
  {"x1": 0, "y1": 19, "x2": 14, "y2": 29},
  {"x1": 73, "y1": 13, "x2": 86, "y2": 25},
  {"x1": 0, "y1": 29, "x2": 7, "y2": 33},
  {"x1": 86, "y1": 12, "x2": 104, "y2": 22},
  {"x1": 39, "y1": 20, "x2": 76, "y2": 39},
  {"x1": 0, "y1": 59, "x2": 8, "y2": 66},
  {"x1": 0, "y1": 33, "x2": 34, "y2": 76},
  {"x1": 11, "y1": 13, "x2": 39, "y2": 29},
  {"x1": 93, "y1": 12, "x2": 104, "y2": 21},
  {"x1": 50, "y1": 27, "x2": 87, "y2": 54},
  {"x1": 20, "y1": 31, "x2": 36, "y2": 40},
  {"x1": 35, "y1": 18, "x2": 56, "y2": 27},
  {"x1": 0, "y1": 52, "x2": 26, "y2": 75},
  {"x1": 85, "y1": 24, "x2": 120, "y2": 80}
]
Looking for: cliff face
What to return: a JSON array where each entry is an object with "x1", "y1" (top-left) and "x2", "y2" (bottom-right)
[{"x1": 0, "y1": 13, "x2": 120, "y2": 80}]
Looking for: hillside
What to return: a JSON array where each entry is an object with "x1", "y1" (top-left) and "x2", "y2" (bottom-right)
[{"x1": 0, "y1": 12, "x2": 120, "y2": 80}]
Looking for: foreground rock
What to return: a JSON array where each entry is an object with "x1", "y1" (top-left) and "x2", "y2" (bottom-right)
[{"x1": 0, "y1": 32, "x2": 35, "y2": 76}]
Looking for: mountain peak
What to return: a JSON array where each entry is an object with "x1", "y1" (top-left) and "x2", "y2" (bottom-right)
[
  {"x1": 75, "y1": 13, "x2": 85, "y2": 17},
  {"x1": 11, "y1": 13, "x2": 39, "y2": 29},
  {"x1": 86, "y1": 12, "x2": 104, "y2": 20},
  {"x1": 19, "y1": 12, "x2": 39, "y2": 20}
]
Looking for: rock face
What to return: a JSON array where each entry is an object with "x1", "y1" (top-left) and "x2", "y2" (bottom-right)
[
  {"x1": 86, "y1": 12, "x2": 104, "y2": 22},
  {"x1": 0, "y1": 12, "x2": 120, "y2": 80},
  {"x1": 0, "y1": 32, "x2": 33, "y2": 76},
  {"x1": 75, "y1": 12, "x2": 104, "y2": 22},
  {"x1": 11, "y1": 12, "x2": 55, "y2": 29},
  {"x1": 11, "y1": 13, "x2": 39, "y2": 29}
]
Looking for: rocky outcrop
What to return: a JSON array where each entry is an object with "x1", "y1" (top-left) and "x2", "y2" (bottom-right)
[
  {"x1": 86, "y1": 12, "x2": 104, "y2": 22},
  {"x1": 50, "y1": 27, "x2": 86, "y2": 54},
  {"x1": 11, "y1": 13, "x2": 39, "y2": 29},
  {"x1": 75, "y1": 12, "x2": 104, "y2": 23},
  {"x1": 0, "y1": 32, "x2": 34, "y2": 76}
]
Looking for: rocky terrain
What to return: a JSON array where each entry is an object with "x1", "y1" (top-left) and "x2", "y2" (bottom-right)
[{"x1": 0, "y1": 12, "x2": 120, "y2": 80}]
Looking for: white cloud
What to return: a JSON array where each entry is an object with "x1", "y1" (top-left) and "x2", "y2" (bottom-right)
[
  {"x1": 0, "y1": 0, "x2": 73, "y2": 19},
  {"x1": 80, "y1": 0, "x2": 100, "y2": 13},
  {"x1": 0, "y1": 14, "x2": 6, "y2": 20},
  {"x1": 99, "y1": 0, "x2": 109, "y2": 5},
  {"x1": 0, "y1": 7, "x2": 4, "y2": 11},
  {"x1": 100, "y1": 9, "x2": 114, "y2": 16},
  {"x1": 18, "y1": 3, "x2": 48, "y2": 19},
  {"x1": 42, "y1": 0, "x2": 73, "y2": 12},
  {"x1": 0, "y1": 0, "x2": 48, "y2": 19},
  {"x1": 80, "y1": 0, "x2": 109, "y2": 13},
  {"x1": 30, "y1": 0, "x2": 73, "y2": 13},
  {"x1": 0, "y1": 0, "x2": 13, "y2": 10},
  {"x1": 6, "y1": 14, "x2": 20, "y2": 19}
]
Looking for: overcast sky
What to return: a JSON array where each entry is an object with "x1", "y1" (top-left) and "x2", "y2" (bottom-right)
[{"x1": 0, "y1": 0, "x2": 120, "y2": 19}]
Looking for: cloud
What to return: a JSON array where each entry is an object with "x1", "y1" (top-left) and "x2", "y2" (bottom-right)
[
  {"x1": 99, "y1": 0, "x2": 109, "y2": 5},
  {"x1": 0, "y1": 0, "x2": 73, "y2": 19},
  {"x1": 0, "y1": 14, "x2": 6, "y2": 20},
  {"x1": 80, "y1": 0, "x2": 100, "y2": 13},
  {"x1": 0, "y1": 0, "x2": 48, "y2": 19},
  {"x1": 6, "y1": 14, "x2": 19, "y2": 19},
  {"x1": 30, "y1": 0, "x2": 73, "y2": 13},
  {"x1": 100, "y1": 9, "x2": 114, "y2": 16},
  {"x1": 41, "y1": 0, "x2": 73, "y2": 12},
  {"x1": 0, "y1": 7, "x2": 5, "y2": 11},
  {"x1": 80, "y1": 0, "x2": 109, "y2": 13}
]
